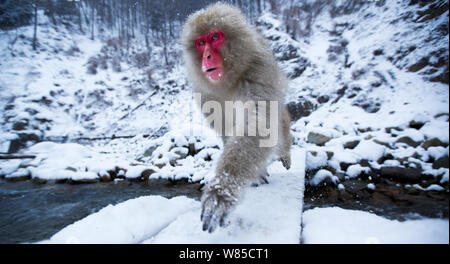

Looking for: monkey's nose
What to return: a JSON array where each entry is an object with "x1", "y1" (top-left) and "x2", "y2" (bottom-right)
[{"x1": 203, "y1": 44, "x2": 213, "y2": 60}]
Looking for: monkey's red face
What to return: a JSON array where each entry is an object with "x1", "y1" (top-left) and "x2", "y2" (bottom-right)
[{"x1": 195, "y1": 30, "x2": 225, "y2": 82}]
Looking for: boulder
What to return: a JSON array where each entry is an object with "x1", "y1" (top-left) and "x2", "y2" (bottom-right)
[
  {"x1": 396, "y1": 136, "x2": 421, "y2": 147},
  {"x1": 68, "y1": 178, "x2": 99, "y2": 184},
  {"x1": 287, "y1": 99, "x2": 316, "y2": 121},
  {"x1": 343, "y1": 140, "x2": 360, "y2": 149},
  {"x1": 188, "y1": 143, "x2": 197, "y2": 156},
  {"x1": 141, "y1": 169, "x2": 156, "y2": 180},
  {"x1": 409, "y1": 120, "x2": 425, "y2": 129},
  {"x1": 99, "y1": 173, "x2": 112, "y2": 182},
  {"x1": 433, "y1": 155, "x2": 449, "y2": 169},
  {"x1": 170, "y1": 147, "x2": 189, "y2": 160},
  {"x1": 317, "y1": 95, "x2": 330, "y2": 104},
  {"x1": 5, "y1": 168, "x2": 30, "y2": 181},
  {"x1": 142, "y1": 145, "x2": 158, "y2": 157},
  {"x1": 8, "y1": 133, "x2": 41, "y2": 153},
  {"x1": 307, "y1": 132, "x2": 331, "y2": 146},
  {"x1": 373, "y1": 139, "x2": 392, "y2": 149},
  {"x1": 380, "y1": 166, "x2": 421, "y2": 183},
  {"x1": 385, "y1": 126, "x2": 403, "y2": 134},
  {"x1": 422, "y1": 138, "x2": 447, "y2": 149},
  {"x1": 12, "y1": 120, "x2": 29, "y2": 131}
]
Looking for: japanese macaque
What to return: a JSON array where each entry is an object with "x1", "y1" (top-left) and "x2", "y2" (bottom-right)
[{"x1": 181, "y1": 3, "x2": 292, "y2": 232}]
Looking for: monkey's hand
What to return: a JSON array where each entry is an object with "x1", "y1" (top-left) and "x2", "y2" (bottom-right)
[
  {"x1": 281, "y1": 154, "x2": 291, "y2": 170},
  {"x1": 201, "y1": 181, "x2": 237, "y2": 233}
]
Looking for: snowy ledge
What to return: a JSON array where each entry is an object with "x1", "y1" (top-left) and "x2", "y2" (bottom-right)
[
  {"x1": 302, "y1": 207, "x2": 449, "y2": 244},
  {"x1": 40, "y1": 148, "x2": 305, "y2": 244}
]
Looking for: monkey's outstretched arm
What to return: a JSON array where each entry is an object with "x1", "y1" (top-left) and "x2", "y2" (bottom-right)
[{"x1": 201, "y1": 136, "x2": 272, "y2": 232}]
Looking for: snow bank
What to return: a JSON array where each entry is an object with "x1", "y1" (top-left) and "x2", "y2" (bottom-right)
[
  {"x1": 427, "y1": 146, "x2": 448, "y2": 160},
  {"x1": 366, "y1": 183, "x2": 376, "y2": 191},
  {"x1": 352, "y1": 140, "x2": 386, "y2": 162},
  {"x1": 420, "y1": 121, "x2": 449, "y2": 143},
  {"x1": 42, "y1": 196, "x2": 198, "y2": 244},
  {"x1": 305, "y1": 149, "x2": 328, "y2": 170},
  {"x1": 25, "y1": 142, "x2": 117, "y2": 182},
  {"x1": 346, "y1": 164, "x2": 370, "y2": 178},
  {"x1": 1, "y1": 123, "x2": 221, "y2": 184},
  {"x1": 302, "y1": 207, "x2": 449, "y2": 244},
  {"x1": 0, "y1": 159, "x2": 22, "y2": 175},
  {"x1": 413, "y1": 184, "x2": 445, "y2": 192},
  {"x1": 309, "y1": 169, "x2": 338, "y2": 186}
]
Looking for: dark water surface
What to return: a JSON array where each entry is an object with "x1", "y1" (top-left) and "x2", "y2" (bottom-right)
[{"x1": 0, "y1": 180, "x2": 202, "y2": 243}]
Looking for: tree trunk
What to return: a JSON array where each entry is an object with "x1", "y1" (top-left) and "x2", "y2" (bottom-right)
[
  {"x1": 76, "y1": 1, "x2": 83, "y2": 32},
  {"x1": 162, "y1": 21, "x2": 169, "y2": 66},
  {"x1": 269, "y1": 0, "x2": 277, "y2": 14},
  {"x1": 90, "y1": 6, "x2": 95, "y2": 40},
  {"x1": 0, "y1": 155, "x2": 36, "y2": 160},
  {"x1": 32, "y1": 2, "x2": 38, "y2": 50}
]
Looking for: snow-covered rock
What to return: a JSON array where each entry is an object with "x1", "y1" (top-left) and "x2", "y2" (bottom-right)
[{"x1": 302, "y1": 207, "x2": 449, "y2": 244}]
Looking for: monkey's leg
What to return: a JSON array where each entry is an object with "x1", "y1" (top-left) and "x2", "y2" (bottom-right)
[
  {"x1": 201, "y1": 136, "x2": 272, "y2": 232},
  {"x1": 280, "y1": 108, "x2": 292, "y2": 170}
]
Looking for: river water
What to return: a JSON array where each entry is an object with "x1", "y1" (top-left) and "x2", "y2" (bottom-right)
[{"x1": 0, "y1": 179, "x2": 202, "y2": 244}]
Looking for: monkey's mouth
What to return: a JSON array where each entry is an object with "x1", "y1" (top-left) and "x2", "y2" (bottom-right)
[
  {"x1": 206, "y1": 67, "x2": 218, "y2": 72},
  {"x1": 204, "y1": 67, "x2": 222, "y2": 81}
]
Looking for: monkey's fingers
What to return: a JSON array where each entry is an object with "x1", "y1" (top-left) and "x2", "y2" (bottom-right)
[
  {"x1": 251, "y1": 171, "x2": 269, "y2": 187},
  {"x1": 201, "y1": 203, "x2": 221, "y2": 233},
  {"x1": 201, "y1": 209, "x2": 216, "y2": 232},
  {"x1": 201, "y1": 193, "x2": 229, "y2": 233},
  {"x1": 281, "y1": 155, "x2": 291, "y2": 170},
  {"x1": 260, "y1": 172, "x2": 269, "y2": 184}
]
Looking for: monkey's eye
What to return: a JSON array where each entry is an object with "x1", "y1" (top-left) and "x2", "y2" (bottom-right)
[
  {"x1": 211, "y1": 33, "x2": 219, "y2": 41},
  {"x1": 197, "y1": 39, "x2": 205, "y2": 46}
]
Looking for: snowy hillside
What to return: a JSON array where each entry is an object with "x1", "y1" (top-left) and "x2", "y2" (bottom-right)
[
  {"x1": 1, "y1": 1, "x2": 448, "y2": 187},
  {"x1": 0, "y1": 0, "x2": 448, "y2": 244},
  {"x1": 277, "y1": 1, "x2": 449, "y2": 219}
]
